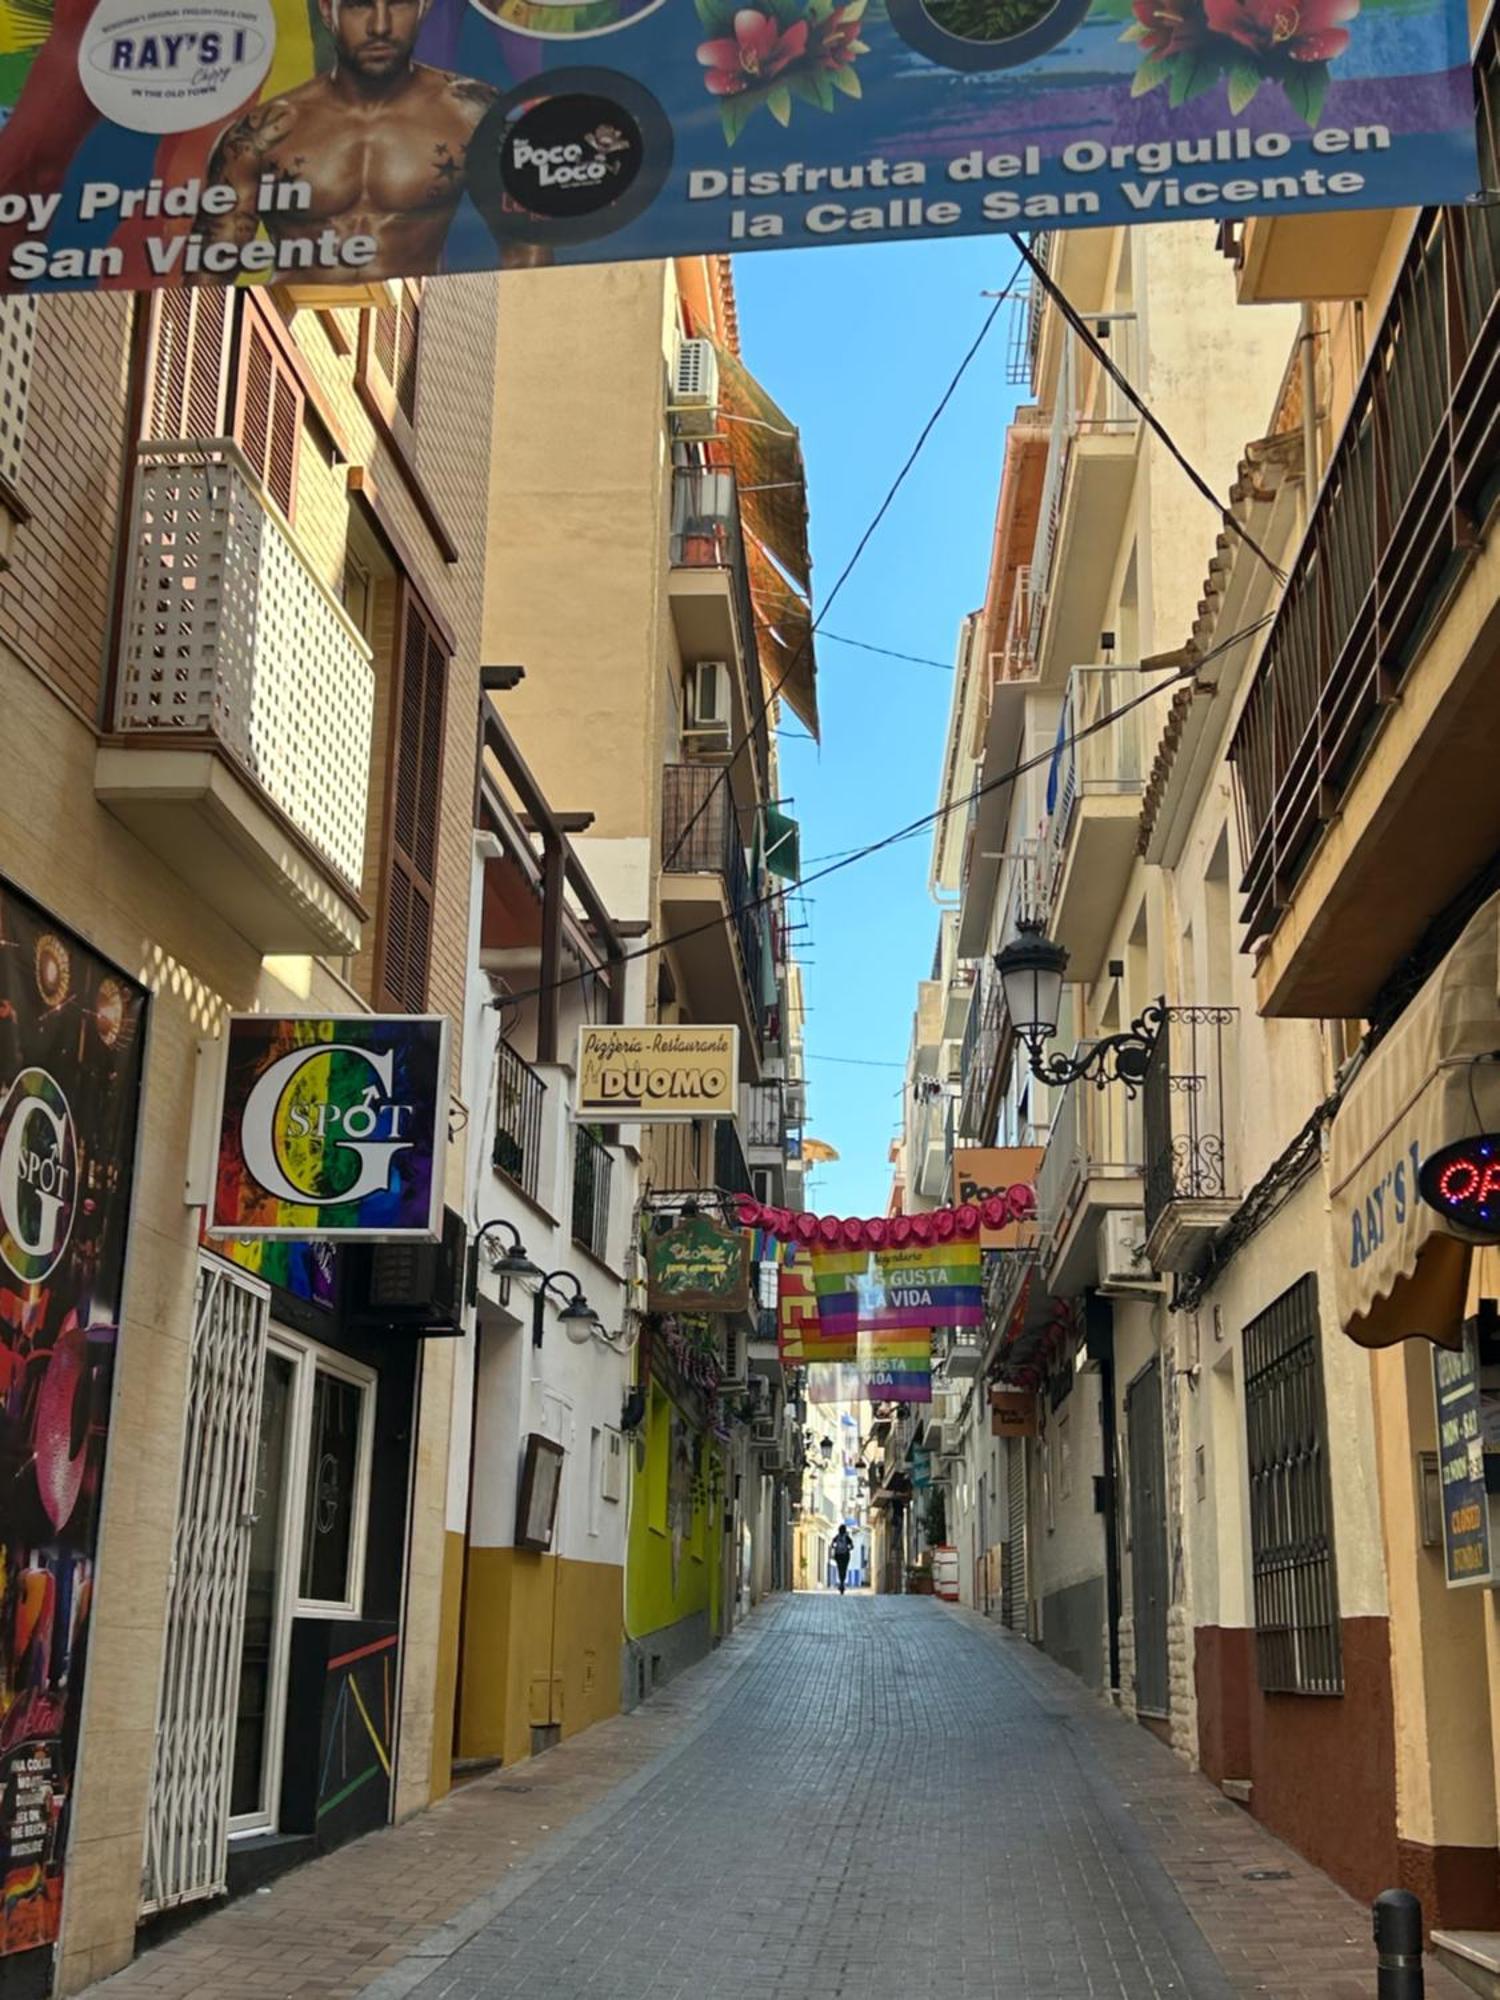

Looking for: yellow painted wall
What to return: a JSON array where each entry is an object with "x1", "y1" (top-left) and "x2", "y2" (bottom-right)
[
  {"x1": 430, "y1": 1530, "x2": 467, "y2": 1800},
  {"x1": 456, "y1": 1548, "x2": 623, "y2": 1767},
  {"x1": 625, "y1": 1384, "x2": 721, "y2": 1645}
]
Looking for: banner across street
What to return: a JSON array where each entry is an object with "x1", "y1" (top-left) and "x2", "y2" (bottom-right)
[{"x1": 0, "y1": 0, "x2": 1478, "y2": 290}]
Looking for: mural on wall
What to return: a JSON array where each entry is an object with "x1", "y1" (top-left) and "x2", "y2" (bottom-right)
[{"x1": 0, "y1": 879, "x2": 146, "y2": 1963}]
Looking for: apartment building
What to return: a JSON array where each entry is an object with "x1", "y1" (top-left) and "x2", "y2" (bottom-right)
[
  {"x1": 905, "y1": 5, "x2": 1500, "y2": 1955},
  {"x1": 0, "y1": 273, "x2": 501, "y2": 1997},
  {"x1": 478, "y1": 255, "x2": 815, "y2": 1703}
]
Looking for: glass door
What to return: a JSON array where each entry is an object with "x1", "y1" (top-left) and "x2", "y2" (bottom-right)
[{"x1": 230, "y1": 1343, "x2": 297, "y2": 1831}]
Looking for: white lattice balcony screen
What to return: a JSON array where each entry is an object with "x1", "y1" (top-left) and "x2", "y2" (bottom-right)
[
  {"x1": 116, "y1": 444, "x2": 375, "y2": 889},
  {"x1": 0, "y1": 297, "x2": 36, "y2": 492}
]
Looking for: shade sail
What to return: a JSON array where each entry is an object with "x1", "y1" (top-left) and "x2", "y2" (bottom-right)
[
  {"x1": 716, "y1": 345, "x2": 811, "y2": 598},
  {"x1": 1329, "y1": 888, "x2": 1500, "y2": 1349},
  {"x1": 749, "y1": 542, "x2": 820, "y2": 741}
]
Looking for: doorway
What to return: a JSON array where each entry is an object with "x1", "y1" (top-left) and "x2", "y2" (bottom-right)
[{"x1": 1125, "y1": 1358, "x2": 1170, "y2": 1719}]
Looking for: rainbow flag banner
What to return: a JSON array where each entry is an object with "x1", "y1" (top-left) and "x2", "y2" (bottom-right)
[{"x1": 811, "y1": 1242, "x2": 983, "y2": 1335}]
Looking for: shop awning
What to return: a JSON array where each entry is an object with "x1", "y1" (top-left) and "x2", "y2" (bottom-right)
[{"x1": 1329, "y1": 888, "x2": 1500, "y2": 1349}]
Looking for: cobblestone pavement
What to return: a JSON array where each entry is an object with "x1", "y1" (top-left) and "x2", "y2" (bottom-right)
[{"x1": 91, "y1": 1595, "x2": 1462, "y2": 2000}]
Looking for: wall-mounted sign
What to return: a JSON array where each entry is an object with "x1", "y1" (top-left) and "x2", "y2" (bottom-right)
[
  {"x1": 1432, "y1": 1317, "x2": 1499, "y2": 1587},
  {"x1": 990, "y1": 1388, "x2": 1038, "y2": 1438},
  {"x1": 516, "y1": 1433, "x2": 566, "y2": 1554},
  {"x1": 0, "y1": 0, "x2": 1474, "y2": 292},
  {"x1": 954, "y1": 1148, "x2": 1043, "y2": 1248},
  {"x1": 209, "y1": 1015, "x2": 448, "y2": 1241},
  {"x1": 1419, "y1": 1135, "x2": 1500, "y2": 1240},
  {"x1": 0, "y1": 879, "x2": 146, "y2": 1967},
  {"x1": 647, "y1": 1212, "x2": 752, "y2": 1313},
  {"x1": 577, "y1": 1026, "x2": 737, "y2": 1123}
]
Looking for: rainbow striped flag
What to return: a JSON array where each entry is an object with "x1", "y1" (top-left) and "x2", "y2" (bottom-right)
[{"x1": 810, "y1": 1241, "x2": 983, "y2": 1334}]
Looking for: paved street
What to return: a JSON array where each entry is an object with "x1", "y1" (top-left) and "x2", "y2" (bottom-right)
[{"x1": 94, "y1": 1596, "x2": 1459, "y2": 2000}]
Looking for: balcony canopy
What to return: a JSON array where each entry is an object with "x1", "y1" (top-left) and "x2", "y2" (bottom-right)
[
  {"x1": 1329, "y1": 888, "x2": 1500, "y2": 1350},
  {"x1": 714, "y1": 344, "x2": 819, "y2": 741}
]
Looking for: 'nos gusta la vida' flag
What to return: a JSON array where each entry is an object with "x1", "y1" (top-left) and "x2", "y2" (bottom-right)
[{"x1": 797, "y1": 1238, "x2": 984, "y2": 1401}]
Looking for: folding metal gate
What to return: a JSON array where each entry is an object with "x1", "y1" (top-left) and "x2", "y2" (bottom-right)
[
  {"x1": 1002, "y1": 1439, "x2": 1026, "y2": 1630},
  {"x1": 141, "y1": 1255, "x2": 269, "y2": 1914},
  {"x1": 1126, "y1": 1358, "x2": 1171, "y2": 1719}
]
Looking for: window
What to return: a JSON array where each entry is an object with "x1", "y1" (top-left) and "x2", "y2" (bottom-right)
[
  {"x1": 234, "y1": 303, "x2": 304, "y2": 520},
  {"x1": 1058, "y1": 1411, "x2": 1072, "y2": 1500},
  {"x1": 376, "y1": 585, "x2": 448, "y2": 1013},
  {"x1": 372, "y1": 281, "x2": 421, "y2": 426},
  {"x1": 1244, "y1": 1275, "x2": 1343, "y2": 1695},
  {"x1": 300, "y1": 1367, "x2": 368, "y2": 1605},
  {"x1": 145, "y1": 288, "x2": 231, "y2": 441}
]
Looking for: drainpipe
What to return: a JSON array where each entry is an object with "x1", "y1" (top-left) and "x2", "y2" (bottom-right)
[
  {"x1": 1088, "y1": 1291, "x2": 1122, "y2": 1701},
  {"x1": 1299, "y1": 304, "x2": 1320, "y2": 524}
]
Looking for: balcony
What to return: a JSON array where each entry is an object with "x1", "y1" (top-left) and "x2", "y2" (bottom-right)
[
  {"x1": 940, "y1": 1328, "x2": 983, "y2": 1379},
  {"x1": 1224, "y1": 210, "x2": 1392, "y2": 310},
  {"x1": 1041, "y1": 667, "x2": 1146, "y2": 984},
  {"x1": 944, "y1": 962, "x2": 977, "y2": 1042},
  {"x1": 911, "y1": 1088, "x2": 951, "y2": 1204},
  {"x1": 714, "y1": 1116, "x2": 753, "y2": 1199},
  {"x1": 1035, "y1": 1058, "x2": 1143, "y2": 1297},
  {"x1": 1029, "y1": 316, "x2": 1143, "y2": 688},
  {"x1": 660, "y1": 762, "x2": 768, "y2": 1071},
  {"x1": 1228, "y1": 22, "x2": 1500, "y2": 1017},
  {"x1": 572, "y1": 1123, "x2": 613, "y2": 1265},
  {"x1": 493, "y1": 1038, "x2": 546, "y2": 1204},
  {"x1": 668, "y1": 465, "x2": 767, "y2": 808},
  {"x1": 96, "y1": 442, "x2": 374, "y2": 954},
  {"x1": 1142, "y1": 1007, "x2": 1238, "y2": 1275},
  {"x1": 741, "y1": 1082, "x2": 784, "y2": 1157},
  {"x1": 958, "y1": 962, "x2": 1004, "y2": 1143}
]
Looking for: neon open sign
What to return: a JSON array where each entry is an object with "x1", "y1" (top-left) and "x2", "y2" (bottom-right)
[{"x1": 1418, "y1": 1135, "x2": 1500, "y2": 1238}]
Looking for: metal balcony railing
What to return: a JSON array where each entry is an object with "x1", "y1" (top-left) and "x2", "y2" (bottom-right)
[
  {"x1": 1040, "y1": 665, "x2": 1146, "y2": 902},
  {"x1": 1036, "y1": 1057, "x2": 1142, "y2": 1248},
  {"x1": 662, "y1": 763, "x2": 769, "y2": 1041},
  {"x1": 572, "y1": 1124, "x2": 613, "y2": 1263},
  {"x1": 714, "y1": 1117, "x2": 753, "y2": 1198},
  {"x1": 1027, "y1": 315, "x2": 1142, "y2": 661},
  {"x1": 741, "y1": 1082, "x2": 784, "y2": 1150},
  {"x1": 492, "y1": 1037, "x2": 545, "y2": 1202},
  {"x1": 1142, "y1": 1006, "x2": 1238, "y2": 1238},
  {"x1": 669, "y1": 465, "x2": 768, "y2": 786},
  {"x1": 959, "y1": 961, "x2": 1004, "y2": 1143},
  {"x1": 1230, "y1": 21, "x2": 1500, "y2": 949},
  {"x1": 115, "y1": 441, "x2": 375, "y2": 888}
]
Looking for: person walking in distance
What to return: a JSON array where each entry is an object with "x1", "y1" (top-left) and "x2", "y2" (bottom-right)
[{"x1": 832, "y1": 1525, "x2": 853, "y2": 1596}]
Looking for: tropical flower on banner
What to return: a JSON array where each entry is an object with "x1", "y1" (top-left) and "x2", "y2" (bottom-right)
[
  {"x1": 695, "y1": 0, "x2": 872, "y2": 145},
  {"x1": 1121, "y1": 0, "x2": 1358, "y2": 124}
]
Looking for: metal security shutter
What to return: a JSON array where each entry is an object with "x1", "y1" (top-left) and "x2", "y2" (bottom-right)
[
  {"x1": 376, "y1": 586, "x2": 447, "y2": 1013},
  {"x1": 141, "y1": 1255, "x2": 270, "y2": 1915},
  {"x1": 1002, "y1": 1437, "x2": 1026, "y2": 1630}
]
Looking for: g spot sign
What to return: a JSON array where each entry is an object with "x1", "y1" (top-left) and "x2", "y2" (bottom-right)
[{"x1": 209, "y1": 1014, "x2": 449, "y2": 1240}]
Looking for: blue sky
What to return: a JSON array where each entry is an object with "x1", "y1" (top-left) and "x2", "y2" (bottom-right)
[{"x1": 734, "y1": 237, "x2": 1024, "y2": 1219}]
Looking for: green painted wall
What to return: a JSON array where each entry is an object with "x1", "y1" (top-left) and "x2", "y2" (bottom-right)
[{"x1": 626, "y1": 1382, "x2": 724, "y2": 1643}]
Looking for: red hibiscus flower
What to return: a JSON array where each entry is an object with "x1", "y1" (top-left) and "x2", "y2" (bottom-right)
[
  {"x1": 697, "y1": 8, "x2": 810, "y2": 93},
  {"x1": 810, "y1": 0, "x2": 869, "y2": 69},
  {"x1": 1203, "y1": 0, "x2": 1356, "y2": 60},
  {"x1": 1131, "y1": 0, "x2": 1207, "y2": 56}
]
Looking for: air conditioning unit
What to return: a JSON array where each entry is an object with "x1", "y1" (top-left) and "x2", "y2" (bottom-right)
[
  {"x1": 682, "y1": 660, "x2": 732, "y2": 757},
  {"x1": 601, "y1": 1427, "x2": 625, "y2": 1503},
  {"x1": 752, "y1": 1415, "x2": 777, "y2": 1444},
  {"x1": 349, "y1": 1207, "x2": 466, "y2": 1336},
  {"x1": 670, "y1": 337, "x2": 720, "y2": 436},
  {"x1": 924, "y1": 1422, "x2": 946, "y2": 1457},
  {"x1": 722, "y1": 1322, "x2": 748, "y2": 1388},
  {"x1": 1098, "y1": 1210, "x2": 1165, "y2": 1295}
]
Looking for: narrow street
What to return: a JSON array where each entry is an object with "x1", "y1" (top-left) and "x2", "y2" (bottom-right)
[{"x1": 92, "y1": 1597, "x2": 1457, "y2": 2000}]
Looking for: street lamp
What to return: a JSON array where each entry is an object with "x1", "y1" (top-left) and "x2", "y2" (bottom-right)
[
  {"x1": 466, "y1": 1217, "x2": 543, "y2": 1307},
  {"x1": 995, "y1": 917, "x2": 1165, "y2": 1094},
  {"x1": 532, "y1": 1269, "x2": 601, "y2": 1348}
]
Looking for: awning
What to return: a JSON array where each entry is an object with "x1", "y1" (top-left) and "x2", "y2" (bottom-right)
[{"x1": 1329, "y1": 888, "x2": 1500, "y2": 1349}]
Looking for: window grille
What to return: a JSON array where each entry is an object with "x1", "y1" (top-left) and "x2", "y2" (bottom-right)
[
  {"x1": 1244, "y1": 1274, "x2": 1343, "y2": 1694},
  {"x1": 0, "y1": 296, "x2": 37, "y2": 492}
]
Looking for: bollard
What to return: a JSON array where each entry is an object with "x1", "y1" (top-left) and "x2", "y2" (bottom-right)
[{"x1": 1373, "y1": 1889, "x2": 1424, "y2": 1999}]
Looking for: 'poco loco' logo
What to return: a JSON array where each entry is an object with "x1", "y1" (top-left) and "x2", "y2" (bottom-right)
[
  {"x1": 240, "y1": 1043, "x2": 415, "y2": 1207},
  {"x1": 0, "y1": 1069, "x2": 79, "y2": 1284},
  {"x1": 499, "y1": 94, "x2": 645, "y2": 221}
]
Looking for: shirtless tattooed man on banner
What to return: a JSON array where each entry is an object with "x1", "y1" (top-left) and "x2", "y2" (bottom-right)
[{"x1": 203, "y1": 0, "x2": 543, "y2": 277}]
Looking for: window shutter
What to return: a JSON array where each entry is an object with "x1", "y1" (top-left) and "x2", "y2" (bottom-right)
[
  {"x1": 377, "y1": 587, "x2": 448, "y2": 1014},
  {"x1": 232, "y1": 303, "x2": 303, "y2": 519},
  {"x1": 145, "y1": 288, "x2": 231, "y2": 440},
  {"x1": 370, "y1": 282, "x2": 420, "y2": 425}
]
